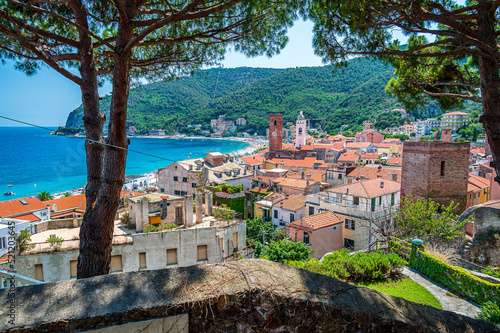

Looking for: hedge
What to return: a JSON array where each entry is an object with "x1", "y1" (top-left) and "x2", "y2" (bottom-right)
[{"x1": 409, "y1": 246, "x2": 500, "y2": 305}]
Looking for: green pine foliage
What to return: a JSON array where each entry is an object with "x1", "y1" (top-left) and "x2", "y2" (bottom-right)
[
  {"x1": 477, "y1": 302, "x2": 500, "y2": 324},
  {"x1": 66, "y1": 58, "x2": 408, "y2": 134}
]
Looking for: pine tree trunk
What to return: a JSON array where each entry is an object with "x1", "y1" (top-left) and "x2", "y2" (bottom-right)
[
  {"x1": 77, "y1": 6, "x2": 132, "y2": 278},
  {"x1": 477, "y1": 3, "x2": 500, "y2": 188}
]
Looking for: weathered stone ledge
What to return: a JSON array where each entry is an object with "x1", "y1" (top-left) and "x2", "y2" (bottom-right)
[{"x1": 0, "y1": 259, "x2": 498, "y2": 332}]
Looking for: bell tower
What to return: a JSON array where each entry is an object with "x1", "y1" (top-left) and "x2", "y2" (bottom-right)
[
  {"x1": 295, "y1": 111, "x2": 307, "y2": 147},
  {"x1": 269, "y1": 114, "x2": 283, "y2": 152}
]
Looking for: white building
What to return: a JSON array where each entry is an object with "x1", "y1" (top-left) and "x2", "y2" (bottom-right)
[
  {"x1": 441, "y1": 111, "x2": 469, "y2": 131},
  {"x1": 0, "y1": 218, "x2": 31, "y2": 257},
  {"x1": 122, "y1": 172, "x2": 157, "y2": 192},
  {"x1": 305, "y1": 178, "x2": 400, "y2": 251}
]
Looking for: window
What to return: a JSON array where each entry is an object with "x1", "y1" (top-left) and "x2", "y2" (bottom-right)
[
  {"x1": 139, "y1": 252, "x2": 147, "y2": 270},
  {"x1": 70, "y1": 260, "x2": 77, "y2": 278},
  {"x1": 371, "y1": 198, "x2": 376, "y2": 212},
  {"x1": 338, "y1": 173, "x2": 342, "y2": 179},
  {"x1": 309, "y1": 206, "x2": 314, "y2": 216},
  {"x1": 192, "y1": 183, "x2": 197, "y2": 188},
  {"x1": 35, "y1": 264, "x2": 44, "y2": 281},
  {"x1": 160, "y1": 188, "x2": 165, "y2": 193},
  {"x1": 174, "y1": 190, "x2": 180, "y2": 195},
  {"x1": 220, "y1": 237, "x2": 224, "y2": 252},
  {"x1": 352, "y1": 196, "x2": 359, "y2": 206},
  {"x1": 182, "y1": 177, "x2": 187, "y2": 182},
  {"x1": 290, "y1": 214, "x2": 295, "y2": 222},
  {"x1": 391, "y1": 193, "x2": 395, "y2": 206},
  {"x1": 303, "y1": 231, "x2": 310, "y2": 244},
  {"x1": 469, "y1": 194, "x2": 472, "y2": 199},
  {"x1": 378, "y1": 196, "x2": 382, "y2": 205},
  {"x1": 344, "y1": 238, "x2": 355, "y2": 250},
  {"x1": 197, "y1": 245, "x2": 208, "y2": 261},
  {"x1": 173, "y1": 176, "x2": 178, "y2": 181},
  {"x1": 232, "y1": 232, "x2": 239, "y2": 251},
  {"x1": 440, "y1": 161, "x2": 445, "y2": 176},
  {"x1": 110, "y1": 255, "x2": 123, "y2": 273},
  {"x1": 332, "y1": 226, "x2": 337, "y2": 231},
  {"x1": 274, "y1": 210, "x2": 278, "y2": 219},
  {"x1": 167, "y1": 248, "x2": 178, "y2": 265},
  {"x1": 392, "y1": 174, "x2": 398, "y2": 182},
  {"x1": 345, "y1": 218, "x2": 355, "y2": 230}
]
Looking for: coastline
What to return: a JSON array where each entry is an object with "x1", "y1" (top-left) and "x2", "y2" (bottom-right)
[{"x1": 4, "y1": 133, "x2": 266, "y2": 201}]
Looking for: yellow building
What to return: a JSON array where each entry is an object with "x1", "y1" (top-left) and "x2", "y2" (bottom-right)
[
  {"x1": 467, "y1": 174, "x2": 490, "y2": 208},
  {"x1": 441, "y1": 111, "x2": 469, "y2": 131}
]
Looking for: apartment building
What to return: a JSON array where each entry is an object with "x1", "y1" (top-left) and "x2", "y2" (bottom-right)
[{"x1": 441, "y1": 111, "x2": 469, "y2": 132}]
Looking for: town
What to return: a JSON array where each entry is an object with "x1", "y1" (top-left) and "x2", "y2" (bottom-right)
[{"x1": 1, "y1": 108, "x2": 499, "y2": 327}]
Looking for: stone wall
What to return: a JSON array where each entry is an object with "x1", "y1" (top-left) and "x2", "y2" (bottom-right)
[
  {"x1": 401, "y1": 141, "x2": 469, "y2": 211},
  {"x1": 1, "y1": 260, "x2": 497, "y2": 332},
  {"x1": 34, "y1": 217, "x2": 83, "y2": 233},
  {"x1": 459, "y1": 201, "x2": 500, "y2": 237}
]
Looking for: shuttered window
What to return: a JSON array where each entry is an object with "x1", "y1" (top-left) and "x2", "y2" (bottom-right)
[
  {"x1": 70, "y1": 260, "x2": 77, "y2": 278},
  {"x1": 197, "y1": 245, "x2": 208, "y2": 261},
  {"x1": 35, "y1": 264, "x2": 44, "y2": 281},
  {"x1": 110, "y1": 255, "x2": 122, "y2": 272},
  {"x1": 139, "y1": 252, "x2": 146, "y2": 269},
  {"x1": 232, "y1": 232, "x2": 239, "y2": 251},
  {"x1": 167, "y1": 248, "x2": 177, "y2": 265}
]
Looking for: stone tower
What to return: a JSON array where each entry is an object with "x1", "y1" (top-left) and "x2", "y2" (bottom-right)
[
  {"x1": 269, "y1": 114, "x2": 283, "y2": 152},
  {"x1": 295, "y1": 111, "x2": 307, "y2": 147},
  {"x1": 401, "y1": 141, "x2": 470, "y2": 212}
]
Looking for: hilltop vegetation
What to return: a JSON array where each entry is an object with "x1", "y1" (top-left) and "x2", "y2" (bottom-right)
[{"x1": 65, "y1": 58, "x2": 410, "y2": 135}]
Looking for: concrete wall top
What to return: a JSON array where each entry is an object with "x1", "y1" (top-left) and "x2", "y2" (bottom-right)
[{"x1": 1, "y1": 259, "x2": 497, "y2": 333}]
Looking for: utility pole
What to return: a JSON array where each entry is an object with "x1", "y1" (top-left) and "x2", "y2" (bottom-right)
[{"x1": 262, "y1": 228, "x2": 266, "y2": 257}]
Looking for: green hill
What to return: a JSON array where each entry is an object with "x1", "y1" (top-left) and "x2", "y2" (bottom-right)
[{"x1": 65, "y1": 58, "x2": 405, "y2": 134}]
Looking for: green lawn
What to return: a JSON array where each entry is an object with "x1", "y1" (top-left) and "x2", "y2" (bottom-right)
[{"x1": 357, "y1": 277, "x2": 443, "y2": 309}]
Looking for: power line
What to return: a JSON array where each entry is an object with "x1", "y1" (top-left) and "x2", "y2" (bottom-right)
[{"x1": 0, "y1": 115, "x2": 205, "y2": 168}]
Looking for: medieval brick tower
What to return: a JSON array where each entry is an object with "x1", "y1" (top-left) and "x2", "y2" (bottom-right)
[
  {"x1": 269, "y1": 114, "x2": 283, "y2": 152},
  {"x1": 401, "y1": 141, "x2": 470, "y2": 212}
]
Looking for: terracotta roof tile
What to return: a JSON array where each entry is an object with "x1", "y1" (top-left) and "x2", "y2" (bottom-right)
[
  {"x1": 240, "y1": 154, "x2": 266, "y2": 165},
  {"x1": 276, "y1": 195, "x2": 306, "y2": 211},
  {"x1": 329, "y1": 178, "x2": 400, "y2": 197},
  {"x1": 271, "y1": 158, "x2": 316, "y2": 168},
  {"x1": 345, "y1": 142, "x2": 372, "y2": 149},
  {"x1": 387, "y1": 157, "x2": 403, "y2": 165},
  {"x1": 292, "y1": 211, "x2": 342, "y2": 230},
  {"x1": 12, "y1": 213, "x2": 41, "y2": 222},
  {"x1": 346, "y1": 165, "x2": 401, "y2": 182},
  {"x1": 0, "y1": 196, "x2": 46, "y2": 217},
  {"x1": 338, "y1": 154, "x2": 359, "y2": 162}
]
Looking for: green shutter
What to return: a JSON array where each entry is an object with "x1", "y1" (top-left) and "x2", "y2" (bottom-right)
[{"x1": 371, "y1": 198, "x2": 376, "y2": 212}]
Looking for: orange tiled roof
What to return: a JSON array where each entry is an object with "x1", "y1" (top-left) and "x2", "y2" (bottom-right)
[
  {"x1": 241, "y1": 154, "x2": 266, "y2": 165},
  {"x1": 443, "y1": 111, "x2": 469, "y2": 116},
  {"x1": 274, "y1": 177, "x2": 319, "y2": 189},
  {"x1": 346, "y1": 165, "x2": 401, "y2": 182},
  {"x1": 276, "y1": 195, "x2": 307, "y2": 211},
  {"x1": 360, "y1": 154, "x2": 379, "y2": 159},
  {"x1": 345, "y1": 142, "x2": 372, "y2": 149},
  {"x1": 45, "y1": 194, "x2": 86, "y2": 212},
  {"x1": 12, "y1": 213, "x2": 41, "y2": 222},
  {"x1": 378, "y1": 143, "x2": 395, "y2": 148},
  {"x1": 271, "y1": 158, "x2": 316, "y2": 168},
  {"x1": 338, "y1": 154, "x2": 358, "y2": 162},
  {"x1": 0, "y1": 196, "x2": 46, "y2": 217},
  {"x1": 251, "y1": 186, "x2": 271, "y2": 194},
  {"x1": 387, "y1": 157, "x2": 403, "y2": 165},
  {"x1": 329, "y1": 178, "x2": 400, "y2": 198},
  {"x1": 286, "y1": 169, "x2": 326, "y2": 183},
  {"x1": 468, "y1": 174, "x2": 489, "y2": 189},
  {"x1": 293, "y1": 211, "x2": 342, "y2": 230}
]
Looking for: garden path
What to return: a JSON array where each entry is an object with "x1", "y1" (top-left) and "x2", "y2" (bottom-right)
[{"x1": 402, "y1": 267, "x2": 480, "y2": 318}]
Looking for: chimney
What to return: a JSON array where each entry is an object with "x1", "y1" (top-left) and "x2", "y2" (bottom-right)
[
  {"x1": 52, "y1": 204, "x2": 57, "y2": 212},
  {"x1": 189, "y1": 164, "x2": 193, "y2": 171},
  {"x1": 301, "y1": 171, "x2": 305, "y2": 179},
  {"x1": 258, "y1": 183, "x2": 262, "y2": 191},
  {"x1": 46, "y1": 204, "x2": 51, "y2": 220},
  {"x1": 210, "y1": 149, "x2": 213, "y2": 153},
  {"x1": 380, "y1": 181, "x2": 385, "y2": 188}
]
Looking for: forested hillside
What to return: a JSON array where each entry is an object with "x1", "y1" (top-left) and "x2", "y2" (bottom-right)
[{"x1": 65, "y1": 58, "x2": 407, "y2": 134}]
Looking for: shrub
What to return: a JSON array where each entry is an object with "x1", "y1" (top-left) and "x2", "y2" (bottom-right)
[
  {"x1": 287, "y1": 249, "x2": 407, "y2": 283},
  {"x1": 121, "y1": 212, "x2": 134, "y2": 230},
  {"x1": 143, "y1": 225, "x2": 159, "y2": 233},
  {"x1": 424, "y1": 243, "x2": 457, "y2": 264},
  {"x1": 159, "y1": 223, "x2": 178, "y2": 231},
  {"x1": 46, "y1": 235, "x2": 63, "y2": 251},
  {"x1": 481, "y1": 266, "x2": 500, "y2": 279},
  {"x1": 477, "y1": 302, "x2": 500, "y2": 324}
]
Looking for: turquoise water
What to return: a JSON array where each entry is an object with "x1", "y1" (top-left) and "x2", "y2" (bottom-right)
[{"x1": 0, "y1": 127, "x2": 248, "y2": 200}]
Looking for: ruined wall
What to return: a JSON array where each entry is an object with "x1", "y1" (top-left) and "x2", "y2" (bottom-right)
[
  {"x1": 401, "y1": 141, "x2": 469, "y2": 211},
  {"x1": 1, "y1": 260, "x2": 497, "y2": 333}
]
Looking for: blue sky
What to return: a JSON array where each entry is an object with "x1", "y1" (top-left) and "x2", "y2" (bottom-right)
[{"x1": 0, "y1": 19, "x2": 401, "y2": 127}]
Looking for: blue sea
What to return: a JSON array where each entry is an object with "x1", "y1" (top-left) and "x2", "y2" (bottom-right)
[{"x1": 0, "y1": 127, "x2": 248, "y2": 200}]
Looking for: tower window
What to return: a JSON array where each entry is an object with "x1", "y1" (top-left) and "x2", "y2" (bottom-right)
[
  {"x1": 299, "y1": 128, "x2": 302, "y2": 134},
  {"x1": 440, "y1": 161, "x2": 445, "y2": 176},
  {"x1": 274, "y1": 120, "x2": 277, "y2": 126}
]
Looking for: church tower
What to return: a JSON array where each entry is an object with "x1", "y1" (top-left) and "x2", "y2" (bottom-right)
[
  {"x1": 295, "y1": 111, "x2": 307, "y2": 147},
  {"x1": 269, "y1": 114, "x2": 283, "y2": 152}
]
